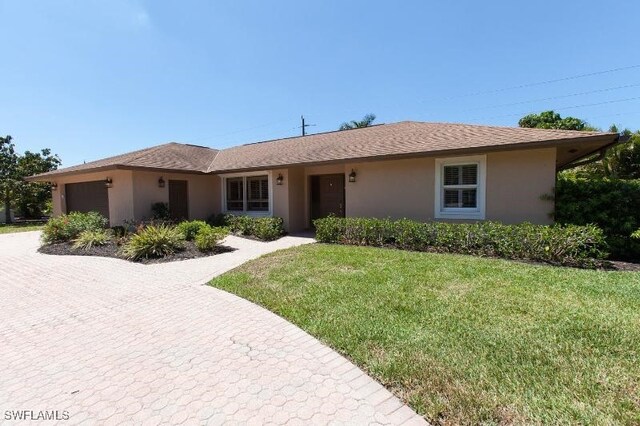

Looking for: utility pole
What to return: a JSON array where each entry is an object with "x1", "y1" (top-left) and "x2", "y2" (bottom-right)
[{"x1": 300, "y1": 115, "x2": 315, "y2": 136}]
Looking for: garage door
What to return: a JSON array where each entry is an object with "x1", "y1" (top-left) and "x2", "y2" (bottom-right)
[{"x1": 65, "y1": 181, "x2": 110, "y2": 220}]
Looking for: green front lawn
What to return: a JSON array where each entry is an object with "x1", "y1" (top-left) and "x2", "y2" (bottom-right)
[
  {"x1": 0, "y1": 223, "x2": 44, "y2": 234},
  {"x1": 210, "y1": 244, "x2": 640, "y2": 425}
]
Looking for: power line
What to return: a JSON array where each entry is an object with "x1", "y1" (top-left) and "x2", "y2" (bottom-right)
[
  {"x1": 470, "y1": 96, "x2": 640, "y2": 121},
  {"x1": 423, "y1": 64, "x2": 640, "y2": 103},
  {"x1": 460, "y1": 83, "x2": 640, "y2": 112}
]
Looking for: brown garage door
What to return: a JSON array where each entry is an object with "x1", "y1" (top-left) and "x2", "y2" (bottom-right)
[{"x1": 65, "y1": 181, "x2": 110, "y2": 220}]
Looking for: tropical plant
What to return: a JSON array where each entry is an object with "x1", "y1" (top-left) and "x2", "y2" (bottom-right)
[
  {"x1": 339, "y1": 113, "x2": 376, "y2": 130},
  {"x1": 121, "y1": 224, "x2": 185, "y2": 260},
  {"x1": 575, "y1": 128, "x2": 640, "y2": 179},
  {"x1": 72, "y1": 229, "x2": 112, "y2": 250}
]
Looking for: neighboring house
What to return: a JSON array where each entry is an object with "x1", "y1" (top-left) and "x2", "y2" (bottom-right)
[{"x1": 27, "y1": 121, "x2": 619, "y2": 232}]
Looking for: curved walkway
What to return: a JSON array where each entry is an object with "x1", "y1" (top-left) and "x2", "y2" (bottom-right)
[{"x1": 0, "y1": 231, "x2": 426, "y2": 425}]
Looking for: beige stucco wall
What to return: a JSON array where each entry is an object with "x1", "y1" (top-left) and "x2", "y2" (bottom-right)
[
  {"x1": 49, "y1": 169, "x2": 219, "y2": 225},
  {"x1": 50, "y1": 169, "x2": 134, "y2": 226},
  {"x1": 131, "y1": 171, "x2": 220, "y2": 221},
  {"x1": 486, "y1": 148, "x2": 555, "y2": 224},
  {"x1": 346, "y1": 157, "x2": 436, "y2": 221},
  {"x1": 270, "y1": 167, "x2": 307, "y2": 232},
  {"x1": 287, "y1": 167, "x2": 306, "y2": 232},
  {"x1": 272, "y1": 169, "x2": 290, "y2": 228},
  {"x1": 285, "y1": 147, "x2": 556, "y2": 229},
  {"x1": 48, "y1": 147, "x2": 555, "y2": 230}
]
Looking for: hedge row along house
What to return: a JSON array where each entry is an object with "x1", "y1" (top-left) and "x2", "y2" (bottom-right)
[{"x1": 27, "y1": 121, "x2": 620, "y2": 232}]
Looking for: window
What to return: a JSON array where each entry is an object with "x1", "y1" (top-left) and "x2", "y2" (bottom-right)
[
  {"x1": 223, "y1": 174, "x2": 271, "y2": 214},
  {"x1": 443, "y1": 164, "x2": 478, "y2": 208},
  {"x1": 435, "y1": 155, "x2": 486, "y2": 219},
  {"x1": 226, "y1": 178, "x2": 244, "y2": 211},
  {"x1": 247, "y1": 176, "x2": 269, "y2": 211}
]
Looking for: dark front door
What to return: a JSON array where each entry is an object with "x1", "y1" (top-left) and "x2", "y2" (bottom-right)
[
  {"x1": 168, "y1": 180, "x2": 189, "y2": 221},
  {"x1": 65, "y1": 181, "x2": 110, "y2": 220},
  {"x1": 311, "y1": 174, "x2": 345, "y2": 221}
]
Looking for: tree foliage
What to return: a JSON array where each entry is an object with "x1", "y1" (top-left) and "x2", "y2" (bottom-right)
[
  {"x1": 0, "y1": 135, "x2": 60, "y2": 222},
  {"x1": 518, "y1": 110, "x2": 596, "y2": 131},
  {"x1": 576, "y1": 128, "x2": 640, "y2": 179},
  {"x1": 339, "y1": 113, "x2": 376, "y2": 130},
  {"x1": 518, "y1": 111, "x2": 639, "y2": 179}
]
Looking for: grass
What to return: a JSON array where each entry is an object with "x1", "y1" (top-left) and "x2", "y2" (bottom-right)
[
  {"x1": 209, "y1": 244, "x2": 640, "y2": 425},
  {"x1": 0, "y1": 223, "x2": 44, "y2": 234}
]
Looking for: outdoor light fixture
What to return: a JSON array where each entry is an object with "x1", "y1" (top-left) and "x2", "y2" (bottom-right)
[
  {"x1": 158, "y1": 177, "x2": 165, "y2": 188},
  {"x1": 276, "y1": 173, "x2": 284, "y2": 185},
  {"x1": 104, "y1": 177, "x2": 113, "y2": 188},
  {"x1": 348, "y1": 169, "x2": 357, "y2": 183},
  {"x1": 51, "y1": 182, "x2": 58, "y2": 191}
]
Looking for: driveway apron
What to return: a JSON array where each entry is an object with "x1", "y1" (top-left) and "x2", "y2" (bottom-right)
[{"x1": 0, "y1": 231, "x2": 426, "y2": 425}]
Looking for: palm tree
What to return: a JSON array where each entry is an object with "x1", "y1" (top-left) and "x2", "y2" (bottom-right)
[{"x1": 339, "y1": 113, "x2": 376, "y2": 130}]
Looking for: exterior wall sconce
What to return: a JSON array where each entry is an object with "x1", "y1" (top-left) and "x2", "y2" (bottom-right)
[
  {"x1": 51, "y1": 182, "x2": 58, "y2": 191},
  {"x1": 348, "y1": 169, "x2": 357, "y2": 183},
  {"x1": 158, "y1": 177, "x2": 165, "y2": 188},
  {"x1": 104, "y1": 178, "x2": 113, "y2": 188},
  {"x1": 276, "y1": 173, "x2": 284, "y2": 185}
]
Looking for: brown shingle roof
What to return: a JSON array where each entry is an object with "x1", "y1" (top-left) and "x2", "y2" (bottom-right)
[
  {"x1": 29, "y1": 121, "x2": 618, "y2": 180},
  {"x1": 29, "y1": 142, "x2": 219, "y2": 180},
  {"x1": 208, "y1": 121, "x2": 616, "y2": 172}
]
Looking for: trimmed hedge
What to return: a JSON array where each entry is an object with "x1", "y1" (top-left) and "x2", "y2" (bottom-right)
[
  {"x1": 209, "y1": 214, "x2": 285, "y2": 241},
  {"x1": 555, "y1": 176, "x2": 640, "y2": 260},
  {"x1": 42, "y1": 211, "x2": 108, "y2": 243},
  {"x1": 314, "y1": 217, "x2": 607, "y2": 268}
]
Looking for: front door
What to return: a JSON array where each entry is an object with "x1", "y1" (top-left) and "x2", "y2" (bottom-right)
[
  {"x1": 311, "y1": 174, "x2": 345, "y2": 221},
  {"x1": 168, "y1": 180, "x2": 189, "y2": 221}
]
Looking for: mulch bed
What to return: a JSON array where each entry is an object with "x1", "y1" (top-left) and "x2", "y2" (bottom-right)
[
  {"x1": 38, "y1": 241, "x2": 236, "y2": 264},
  {"x1": 608, "y1": 260, "x2": 640, "y2": 272}
]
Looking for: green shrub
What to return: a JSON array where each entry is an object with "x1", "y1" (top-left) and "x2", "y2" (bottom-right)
[
  {"x1": 224, "y1": 214, "x2": 285, "y2": 241},
  {"x1": 225, "y1": 214, "x2": 253, "y2": 234},
  {"x1": 110, "y1": 225, "x2": 127, "y2": 238},
  {"x1": 121, "y1": 225, "x2": 185, "y2": 260},
  {"x1": 555, "y1": 176, "x2": 640, "y2": 260},
  {"x1": 42, "y1": 211, "x2": 108, "y2": 244},
  {"x1": 252, "y1": 217, "x2": 285, "y2": 241},
  {"x1": 151, "y1": 202, "x2": 170, "y2": 220},
  {"x1": 72, "y1": 229, "x2": 112, "y2": 250},
  {"x1": 207, "y1": 213, "x2": 228, "y2": 227},
  {"x1": 194, "y1": 225, "x2": 229, "y2": 252},
  {"x1": 176, "y1": 220, "x2": 208, "y2": 241},
  {"x1": 314, "y1": 217, "x2": 607, "y2": 268},
  {"x1": 632, "y1": 229, "x2": 640, "y2": 240}
]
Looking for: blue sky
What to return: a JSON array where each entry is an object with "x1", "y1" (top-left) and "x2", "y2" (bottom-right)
[{"x1": 1, "y1": 0, "x2": 638, "y2": 167}]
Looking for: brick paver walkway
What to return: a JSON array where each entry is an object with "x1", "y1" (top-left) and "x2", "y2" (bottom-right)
[{"x1": 0, "y1": 231, "x2": 426, "y2": 425}]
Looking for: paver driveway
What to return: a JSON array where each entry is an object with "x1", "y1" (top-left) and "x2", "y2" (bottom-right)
[{"x1": 0, "y1": 231, "x2": 426, "y2": 425}]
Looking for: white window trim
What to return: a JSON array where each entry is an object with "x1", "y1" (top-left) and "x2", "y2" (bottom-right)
[
  {"x1": 220, "y1": 171, "x2": 273, "y2": 217},
  {"x1": 435, "y1": 155, "x2": 486, "y2": 220}
]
